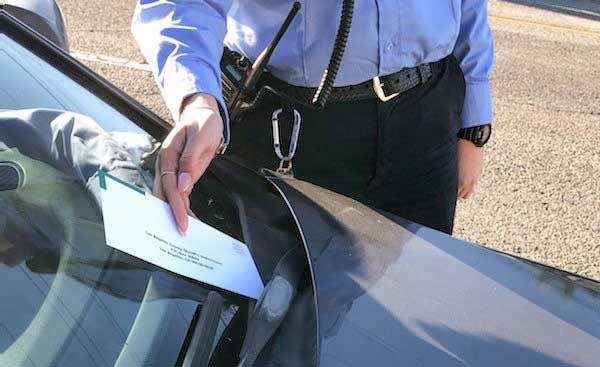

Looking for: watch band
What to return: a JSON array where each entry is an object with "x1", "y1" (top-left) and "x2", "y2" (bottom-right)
[{"x1": 458, "y1": 124, "x2": 492, "y2": 147}]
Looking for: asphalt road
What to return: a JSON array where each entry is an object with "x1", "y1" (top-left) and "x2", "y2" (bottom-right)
[{"x1": 57, "y1": 0, "x2": 600, "y2": 280}]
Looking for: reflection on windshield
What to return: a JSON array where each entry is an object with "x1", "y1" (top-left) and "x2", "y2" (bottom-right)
[
  {"x1": 0, "y1": 22, "x2": 317, "y2": 367},
  {"x1": 0, "y1": 108, "x2": 239, "y2": 366},
  {"x1": 0, "y1": 150, "x2": 189, "y2": 366},
  {"x1": 0, "y1": 33, "x2": 144, "y2": 134}
]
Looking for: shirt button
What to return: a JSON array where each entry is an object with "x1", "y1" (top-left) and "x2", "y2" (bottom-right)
[{"x1": 385, "y1": 42, "x2": 394, "y2": 52}]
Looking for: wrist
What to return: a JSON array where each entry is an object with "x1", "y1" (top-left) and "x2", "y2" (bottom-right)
[
  {"x1": 180, "y1": 92, "x2": 230, "y2": 155},
  {"x1": 179, "y1": 93, "x2": 227, "y2": 154},
  {"x1": 458, "y1": 124, "x2": 492, "y2": 148},
  {"x1": 458, "y1": 139, "x2": 480, "y2": 149},
  {"x1": 180, "y1": 93, "x2": 220, "y2": 117}
]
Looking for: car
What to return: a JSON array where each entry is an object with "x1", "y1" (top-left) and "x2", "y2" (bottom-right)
[{"x1": 0, "y1": 2, "x2": 599, "y2": 367}]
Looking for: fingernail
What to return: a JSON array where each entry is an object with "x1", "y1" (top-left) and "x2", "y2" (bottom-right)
[{"x1": 178, "y1": 172, "x2": 192, "y2": 193}]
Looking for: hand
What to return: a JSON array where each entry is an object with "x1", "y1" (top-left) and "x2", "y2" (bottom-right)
[
  {"x1": 457, "y1": 139, "x2": 484, "y2": 200},
  {"x1": 154, "y1": 93, "x2": 224, "y2": 234}
]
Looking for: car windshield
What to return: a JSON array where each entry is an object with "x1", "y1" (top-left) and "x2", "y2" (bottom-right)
[
  {"x1": 0, "y1": 32, "x2": 143, "y2": 134},
  {"x1": 0, "y1": 22, "x2": 244, "y2": 367}
]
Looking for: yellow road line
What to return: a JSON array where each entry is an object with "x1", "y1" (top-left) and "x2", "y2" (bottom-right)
[{"x1": 489, "y1": 15, "x2": 600, "y2": 37}]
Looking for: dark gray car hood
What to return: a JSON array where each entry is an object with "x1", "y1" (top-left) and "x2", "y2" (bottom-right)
[{"x1": 264, "y1": 175, "x2": 600, "y2": 367}]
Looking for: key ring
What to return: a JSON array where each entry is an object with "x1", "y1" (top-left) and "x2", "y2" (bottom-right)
[{"x1": 271, "y1": 108, "x2": 301, "y2": 176}]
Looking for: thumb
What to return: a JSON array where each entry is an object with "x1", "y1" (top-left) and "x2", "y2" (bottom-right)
[
  {"x1": 178, "y1": 172, "x2": 193, "y2": 194},
  {"x1": 177, "y1": 138, "x2": 214, "y2": 194},
  {"x1": 177, "y1": 140, "x2": 201, "y2": 194}
]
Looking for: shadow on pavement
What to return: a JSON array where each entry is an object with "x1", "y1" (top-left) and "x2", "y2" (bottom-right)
[{"x1": 502, "y1": 0, "x2": 600, "y2": 22}]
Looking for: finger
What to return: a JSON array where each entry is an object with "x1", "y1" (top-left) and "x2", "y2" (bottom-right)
[
  {"x1": 159, "y1": 139, "x2": 180, "y2": 175},
  {"x1": 178, "y1": 172, "x2": 192, "y2": 194},
  {"x1": 184, "y1": 153, "x2": 213, "y2": 187},
  {"x1": 464, "y1": 181, "x2": 477, "y2": 199},
  {"x1": 188, "y1": 209, "x2": 198, "y2": 220},
  {"x1": 178, "y1": 153, "x2": 211, "y2": 193},
  {"x1": 177, "y1": 154, "x2": 213, "y2": 200},
  {"x1": 159, "y1": 140, "x2": 190, "y2": 233},
  {"x1": 182, "y1": 194, "x2": 198, "y2": 219},
  {"x1": 162, "y1": 173, "x2": 188, "y2": 234},
  {"x1": 458, "y1": 183, "x2": 467, "y2": 199},
  {"x1": 463, "y1": 187, "x2": 473, "y2": 199},
  {"x1": 462, "y1": 183, "x2": 475, "y2": 200},
  {"x1": 178, "y1": 134, "x2": 204, "y2": 183},
  {"x1": 178, "y1": 134, "x2": 218, "y2": 190}
]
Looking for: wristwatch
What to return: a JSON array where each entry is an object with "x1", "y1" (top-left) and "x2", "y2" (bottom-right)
[{"x1": 457, "y1": 124, "x2": 492, "y2": 147}]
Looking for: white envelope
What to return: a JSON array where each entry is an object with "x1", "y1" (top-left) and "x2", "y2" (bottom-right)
[{"x1": 99, "y1": 170, "x2": 264, "y2": 299}]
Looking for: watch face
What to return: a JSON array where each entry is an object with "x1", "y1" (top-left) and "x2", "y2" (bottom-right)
[{"x1": 478, "y1": 124, "x2": 492, "y2": 146}]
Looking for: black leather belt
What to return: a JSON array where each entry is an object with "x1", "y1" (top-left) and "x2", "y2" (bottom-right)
[{"x1": 261, "y1": 62, "x2": 433, "y2": 105}]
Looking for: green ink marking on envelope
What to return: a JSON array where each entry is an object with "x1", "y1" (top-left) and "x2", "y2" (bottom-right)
[
  {"x1": 97, "y1": 169, "x2": 146, "y2": 195},
  {"x1": 98, "y1": 169, "x2": 107, "y2": 189}
]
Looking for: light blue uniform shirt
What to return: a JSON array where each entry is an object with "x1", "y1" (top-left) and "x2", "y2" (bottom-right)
[{"x1": 133, "y1": 0, "x2": 494, "y2": 147}]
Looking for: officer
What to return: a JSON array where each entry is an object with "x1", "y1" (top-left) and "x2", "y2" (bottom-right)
[{"x1": 132, "y1": 0, "x2": 494, "y2": 235}]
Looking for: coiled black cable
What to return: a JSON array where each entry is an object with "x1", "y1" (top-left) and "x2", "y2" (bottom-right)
[{"x1": 311, "y1": 0, "x2": 355, "y2": 109}]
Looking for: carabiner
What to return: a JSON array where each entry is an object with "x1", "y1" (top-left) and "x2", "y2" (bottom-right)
[{"x1": 271, "y1": 108, "x2": 301, "y2": 176}]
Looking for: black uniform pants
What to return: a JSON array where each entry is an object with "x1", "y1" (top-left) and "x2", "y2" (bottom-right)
[{"x1": 226, "y1": 55, "x2": 466, "y2": 234}]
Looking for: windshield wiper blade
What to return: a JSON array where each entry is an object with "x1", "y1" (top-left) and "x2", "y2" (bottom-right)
[{"x1": 181, "y1": 291, "x2": 225, "y2": 367}]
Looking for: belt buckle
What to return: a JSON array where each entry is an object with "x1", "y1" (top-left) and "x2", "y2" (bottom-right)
[{"x1": 372, "y1": 76, "x2": 400, "y2": 102}]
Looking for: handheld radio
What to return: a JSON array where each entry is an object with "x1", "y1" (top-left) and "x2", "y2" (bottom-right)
[
  {"x1": 220, "y1": 0, "x2": 355, "y2": 123},
  {"x1": 220, "y1": 2, "x2": 301, "y2": 122}
]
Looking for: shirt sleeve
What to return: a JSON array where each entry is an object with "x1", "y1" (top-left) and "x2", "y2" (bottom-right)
[
  {"x1": 131, "y1": 0, "x2": 232, "y2": 146},
  {"x1": 453, "y1": 0, "x2": 495, "y2": 128}
]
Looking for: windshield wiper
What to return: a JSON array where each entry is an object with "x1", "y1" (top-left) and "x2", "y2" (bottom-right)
[{"x1": 179, "y1": 291, "x2": 225, "y2": 367}]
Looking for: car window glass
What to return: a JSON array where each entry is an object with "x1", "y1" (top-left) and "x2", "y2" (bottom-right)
[
  {"x1": 0, "y1": 34, "x2": 144, "y2": 134},
  {"x1": 0, "y1": 33, "x2": 243, "y2": 367}
]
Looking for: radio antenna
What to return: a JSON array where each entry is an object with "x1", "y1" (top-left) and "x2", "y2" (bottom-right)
[{"x1": 243, "y1": 2, "x2": 301, "y2": 91}]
